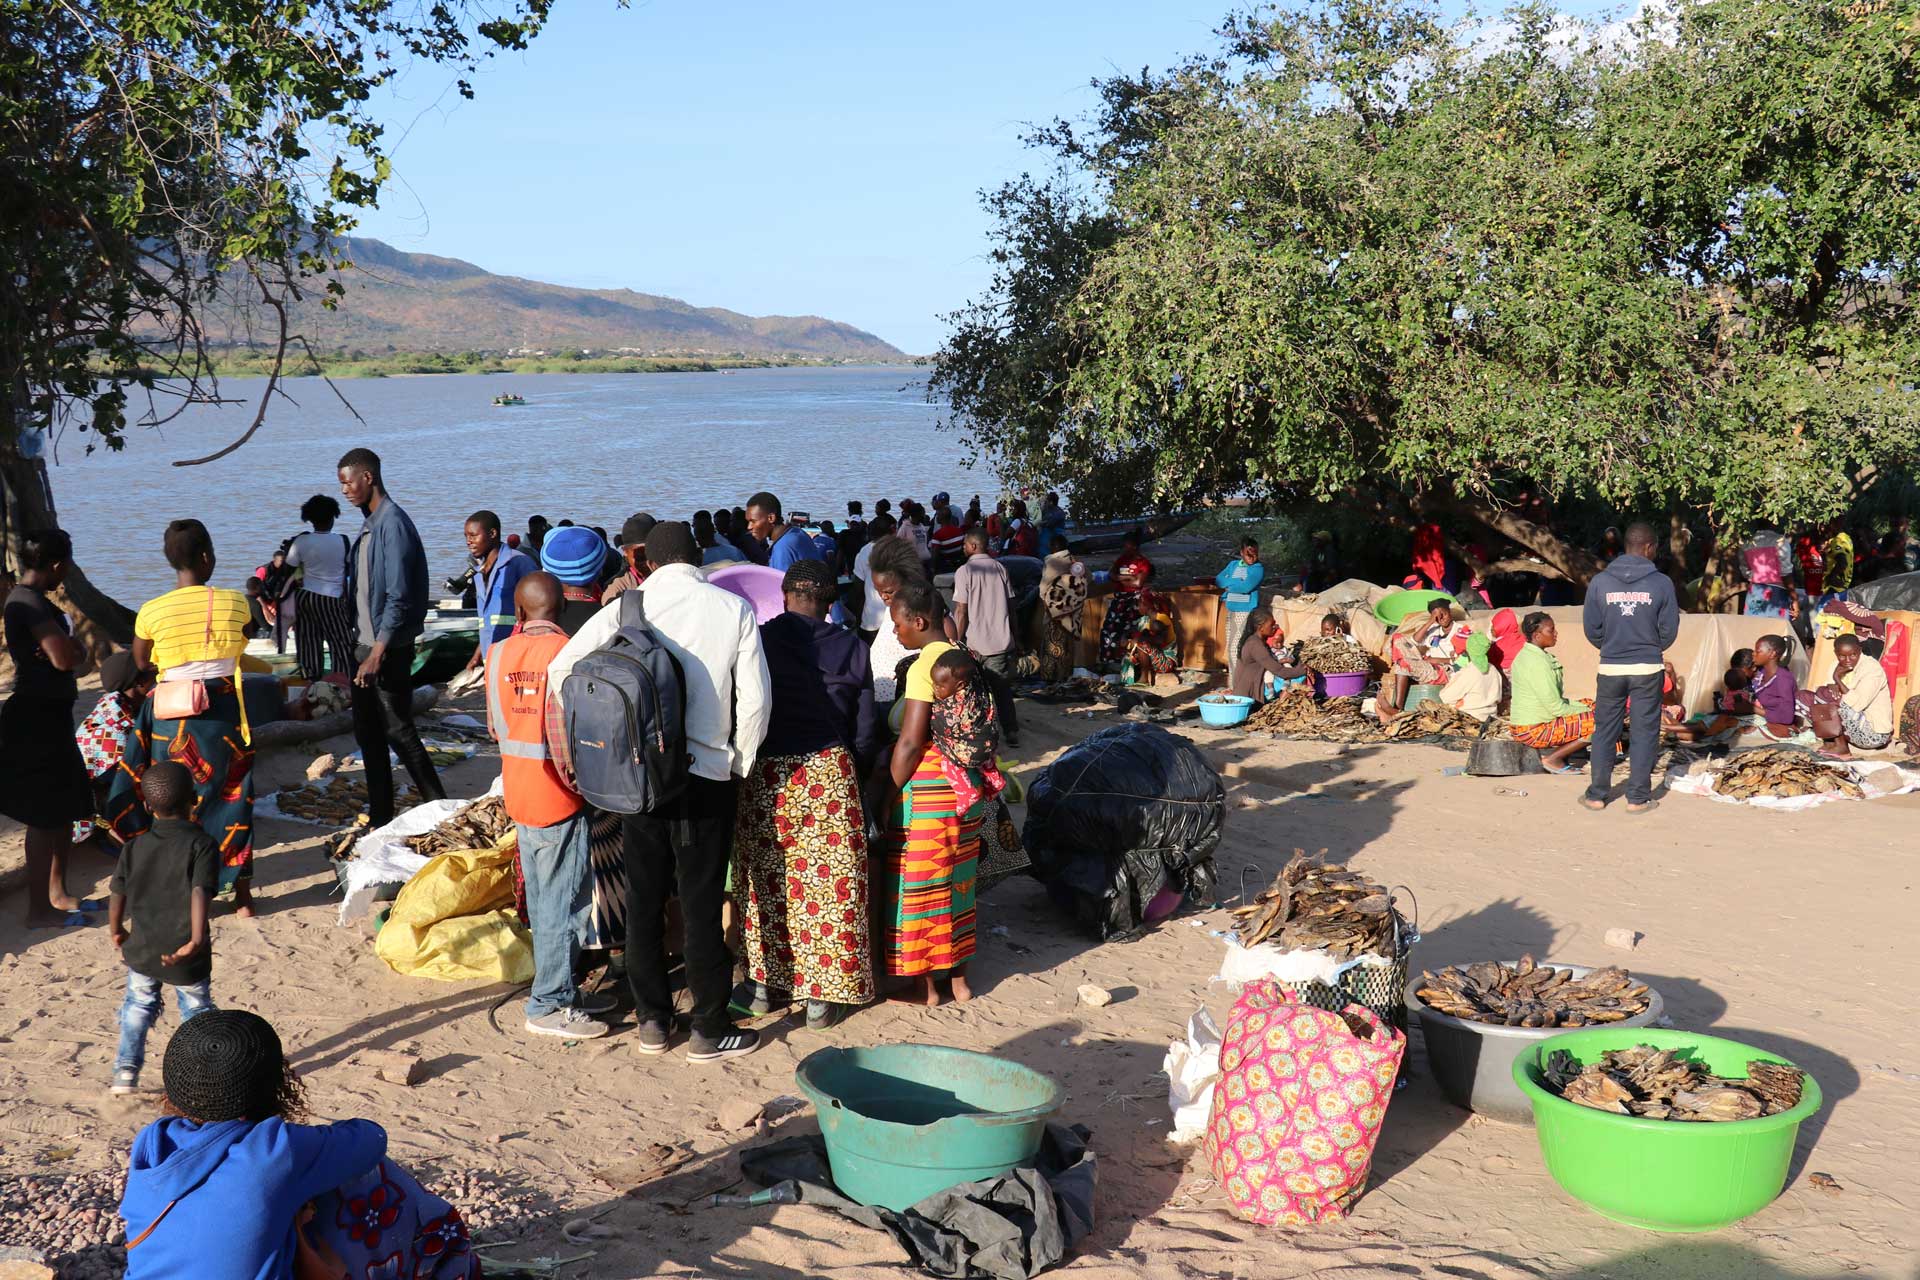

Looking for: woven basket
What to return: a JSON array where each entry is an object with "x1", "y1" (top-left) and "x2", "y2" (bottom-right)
[{"x1": 1267, "y1": 888, "x2": 1419, "y2": 1034}]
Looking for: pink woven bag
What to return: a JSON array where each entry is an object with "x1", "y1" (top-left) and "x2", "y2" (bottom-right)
[{"x1": 1203, "y1": 980, "x2": 1406, "y2": 1225}]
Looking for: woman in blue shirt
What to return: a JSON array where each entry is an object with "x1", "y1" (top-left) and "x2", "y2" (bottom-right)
[{"x1": 1215, "y1": 538, "x2": 1266, "y2": 684}]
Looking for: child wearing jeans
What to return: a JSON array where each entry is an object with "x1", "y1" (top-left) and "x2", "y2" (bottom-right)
[{"x1": 107, "y1": 761, "x2": 216, "y2": 1094}]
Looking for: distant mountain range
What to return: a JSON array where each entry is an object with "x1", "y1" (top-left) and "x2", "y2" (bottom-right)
[{"x1": 211, "y1": 236, "x2": 907, "y2": 361}]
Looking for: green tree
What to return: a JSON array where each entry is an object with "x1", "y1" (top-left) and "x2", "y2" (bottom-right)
[
  {"x1": 932, "y1": 0, "x2": 1920, "y2": 584},
  {"x1": 0, "y1": 0, "x2": 553, "y2": 630}
]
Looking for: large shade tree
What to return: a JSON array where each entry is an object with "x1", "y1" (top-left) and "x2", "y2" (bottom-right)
[
  {"x1": 932, "y1": 0, "x2": 1920, "y2": 584},
  {"x1": 1, "y1": 0, "x2": 553, "y2": 633}
]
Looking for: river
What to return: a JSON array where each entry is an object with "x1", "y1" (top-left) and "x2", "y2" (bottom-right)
[{"x1": 48, "y1": 366, "x2": 982, "y2": 603}]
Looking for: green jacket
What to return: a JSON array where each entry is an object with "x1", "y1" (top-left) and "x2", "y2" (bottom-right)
[{"x1": 1509, "y1": 642, "x2": 1585, "y2": 726}]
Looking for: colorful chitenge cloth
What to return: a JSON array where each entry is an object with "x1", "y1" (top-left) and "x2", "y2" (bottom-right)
[
  {"x1": 306, "y1": 1159, "x2": 479, "y2": 1280},
  {"x1": 881, "y1": 747, "x2": 982, "y2": 978},
  {"x1": 930, "y1": 665, "x2": 1005, "y2": 816},
  {"x1": 105, "y1": 677, "x2": 253, "y2": 892},
  {"x1": 732, "y1": 746, "x2": 875, "y2": 1005}
]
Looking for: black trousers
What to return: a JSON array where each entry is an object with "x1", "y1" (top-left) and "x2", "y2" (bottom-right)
[
  {"x1": 623, "y1": 776, "x2": 739, "y2": 1039},
  {"x1": 977, "y1": 652, "x2": 1023, "y2": 745},
  {"x1": 1586, "y1": 671, "x2": 1663, "y2": 806},
  {"x1": 349, "y1": 641, "x2": 446, "y2": 826}
]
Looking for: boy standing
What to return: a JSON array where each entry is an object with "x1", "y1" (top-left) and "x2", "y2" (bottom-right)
[
  {"x1": 486, "y1": 572, "x2": 610, "y2": 1040},
  {"x1": 108, "y1": 762, "x2": 216, "y2": 1094}
]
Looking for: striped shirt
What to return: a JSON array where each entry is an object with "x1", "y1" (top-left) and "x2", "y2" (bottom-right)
[{"x1": 134, "y1": 586, "x2": 251, "y2": 677}]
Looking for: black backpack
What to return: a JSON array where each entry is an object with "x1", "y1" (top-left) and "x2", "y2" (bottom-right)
[{"x1": 561, "y1": 590, "x2": 688, "y2": 814}]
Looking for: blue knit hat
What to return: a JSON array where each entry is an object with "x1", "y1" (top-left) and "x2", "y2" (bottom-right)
[{"x1": 541, "y1": 525, "x2": 605, "y2": 585}]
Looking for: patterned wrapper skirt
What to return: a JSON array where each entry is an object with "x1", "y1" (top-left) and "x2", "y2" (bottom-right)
[
  {"x1": 1510, "y1": 703, "x2": 1596, "y2": 749},
  {"x1": 1041, "y1": 614, "x2": 1082, "y2": 682},
  {"x1": 1099, "y1": 592, "x2": 1144, "y2": 665},
  {"x1": 105, "y1": 679, "x2": 253, "y2": 891},
  {"x1": 732, "y1": 747, "x2": 874, "y2": 1004},
  {"x1": 1837, "y1": 702, "x2": 1893, "y2": 751},
  {"x1": 882, "y1": 746, "x2": 982, "y2": 978}
]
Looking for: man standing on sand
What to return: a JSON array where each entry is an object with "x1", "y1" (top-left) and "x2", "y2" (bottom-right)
[
  {"x1": 338, "y1": 448, "x2": 446, "y2": 826},
  {"x1": 547, "y1": 522, "x2": 772, "y2": 1062},
  {"x1": 463, "y1": 509, "x2": 532, "y2": 674},
  {"x1": 952, "y1": 528, "x2": 1023, "y2": 749},
  {"x1": 1580, "y1": 522, "x2": 1679, "y2": 814}
]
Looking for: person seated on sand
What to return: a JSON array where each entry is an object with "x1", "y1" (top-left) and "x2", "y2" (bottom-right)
[
  {"x1": 1383, "y1": 598, "x2": 1469, "y2": 715},
  {"x1": 1672, "y1": 649, "x2": 1759, "y2": 744},
  {"x1": 118, "y1": 1009, "x2": 478, "y2": 1280},
  {"x1": 1098, "y1": 537, "x2": 1159, "y2": 667},
  {"x1": 1659, "y1": 660, "x2": 1687, "y2": 729},
  {"x1": 1230, "y1": 608, "x2": 1309, "y2": 704},
  {"x1": 1320, "y1": 611, "x2": 1361, "y2": 646},
  {"x1": 1746, "y1": 634, "x2": 1800, "y2": 742},
  {"x1": 1507, "y1": 612, "x2": 1595, "y2": 774},
  {"x1": 1436, "y1": 631, "x2": 1503, "y2": 722},
  {"x1": 1121, "y1": 596, "x2": 1181, "y2": 685},
  {"x1": 1802, "y1": 634, "x2": 1893, "y2": 758}
]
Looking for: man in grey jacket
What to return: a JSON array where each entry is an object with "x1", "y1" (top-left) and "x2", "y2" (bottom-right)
[
  {"x1": 1580, "y1": 522, "x2": 1679, "y2": 814},
  {"x1": 339, "y1": 447, "x2": 446, "y2": 825}
]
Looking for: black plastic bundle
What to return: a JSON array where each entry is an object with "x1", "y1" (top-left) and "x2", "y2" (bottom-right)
[{"x1": 1022, "y1": 722, "x2": 1225, "y2": 940}]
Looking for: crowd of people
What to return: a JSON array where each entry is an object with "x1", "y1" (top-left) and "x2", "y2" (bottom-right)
[{"x1": 0, "y1": 457, "x2": 1095, "y2": 1080}]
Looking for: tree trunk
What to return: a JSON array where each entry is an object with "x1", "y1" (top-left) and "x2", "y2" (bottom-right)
[
  {"x1": 1, "y1": 442, "x2": 136, "y2": 646},
  {"x1": 1434, "y1": 494, "x2": 1605, "y2": 589}
]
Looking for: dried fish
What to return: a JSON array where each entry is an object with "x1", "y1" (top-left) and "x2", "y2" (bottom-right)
[
  {"x1": 1243, "y1": 686, "x2": 1383, "y2": 742},
  {"x1": 1230, "y1": 851, "x2": 1404, "y2": 960},
  {"x1": 1382, "y1": 701, "x2": 1507, "y2": 741},
  {"x1": 1415, "y1": 957, "x2": 1651, "y2": 1028},
  {"x1": 1545, "y1": 1044, "x2": 1805, "y2": 1123},
  {"x1": 1711, "y1": 748, "x2": 1865, "y2": 801},
  {"x1": 275, "y1": 776, "x2": 421, "y2": 825},
  {"x1": 1297, "y1": 637, "x2": 1373, "y2": 676},
  {"x1": 405, "y1": 795, "x2": 513, "y2": 858}
]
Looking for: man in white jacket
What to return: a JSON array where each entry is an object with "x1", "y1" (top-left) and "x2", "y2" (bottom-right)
[{"x1": 548, "y1": 521, "x2": 772, "y2": 1061}]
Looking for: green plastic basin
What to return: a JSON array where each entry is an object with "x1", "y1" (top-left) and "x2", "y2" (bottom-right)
[
  {"x1": 1511, "y1": 1029, "x2": 1822, "y2": 1232},
  {"x1": 796, "y1": 1045, "x2": 1061, "y2": 1211},
  {"x1": 1374, "y1": 589, "x2": 1458, "y2": 626}
]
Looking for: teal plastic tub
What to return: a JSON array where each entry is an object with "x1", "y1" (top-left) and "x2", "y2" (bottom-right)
[
  {"x1": 796, "y1": 1045, "x2": 1061, "y2": 1211},
  {"x1": 1511, "y1": 1029, "x2": 1822, "y2": 1232},
  {"x1": 1198, "y1": 694, "x2": 1254, "y2": 727}
]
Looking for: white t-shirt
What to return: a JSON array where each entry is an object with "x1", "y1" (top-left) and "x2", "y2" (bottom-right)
[
  {"x1": 854, "y1": 543, "x2": 891, "y2": 631},
  {"x1": 287, "y1": 530, "x2": 350, "y2": 598}
]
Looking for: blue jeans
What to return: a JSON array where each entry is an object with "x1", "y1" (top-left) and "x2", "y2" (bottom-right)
[
  {"x1": 117, "y1": 970, "x2": 215, "y2": 1073},
  {"x1": 518, "y1": 812, "x2": 593, "y2": 1019},
  {"x1": 1586, "y1": 672, "x2": 1664, "y2": 807}
]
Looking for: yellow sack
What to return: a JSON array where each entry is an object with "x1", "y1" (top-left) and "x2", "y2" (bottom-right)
[{"x1": 373, "y1": 830, "x2": 533, "y2": 983}]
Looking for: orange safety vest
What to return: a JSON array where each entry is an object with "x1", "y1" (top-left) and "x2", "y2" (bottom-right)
[{"x1": 485, "y1": 622, "x2": 582, "y2": 827}]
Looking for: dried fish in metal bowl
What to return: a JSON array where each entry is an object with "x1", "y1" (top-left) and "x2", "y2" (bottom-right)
[
  {"x1": 1543, "y1": 1044, "x2": 1805, "y2": 1122},
  {"x1": 1415, "y1": 956, "x2": 1652, "y2": 1028}
]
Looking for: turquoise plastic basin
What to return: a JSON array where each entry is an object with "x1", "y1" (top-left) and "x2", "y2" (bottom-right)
[{"x1": 796, "y1": 1045, "x2": 1062, "y2": 1211}]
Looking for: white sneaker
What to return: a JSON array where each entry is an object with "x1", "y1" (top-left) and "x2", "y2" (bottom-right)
[{"x1": 525, "y1": 1008, "x2": 610, "y2": 1040}]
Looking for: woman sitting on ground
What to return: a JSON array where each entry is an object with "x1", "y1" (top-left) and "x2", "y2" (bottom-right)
[
  {"x1": 1383, "y1": 599, "x2": 1469, "y2": 714},
  {"x1": 1229, "y1": 608, "x2": 1309, "y2": 704},
  {"x1": 1097, "y1": 547, "x2": 1163, "y2": 668},
  {"x1": 1746, "y1": 634, "x2": 1800, "y2": 741},
  {"x1": 1437, "y1": 631, "x2": 1503, "y2": 722},
  {"x1": 1507, "y1": 611, "x2": 1595, "y2": 774},
  {"x1": 119, "y1": 1009, "x2": 477, "y2": 1280},
  {"x1": 1804, "y1": 634, "x2": 1892, "y2": 758}
]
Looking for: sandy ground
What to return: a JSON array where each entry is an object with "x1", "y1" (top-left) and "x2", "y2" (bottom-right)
[{"x1": 2, "y1": 688, "x2": 1916, "y2": 1280}]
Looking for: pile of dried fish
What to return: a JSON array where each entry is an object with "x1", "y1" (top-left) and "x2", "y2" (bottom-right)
[
  {"x1": 1297, "y1": 637, "x2": 1373, "y2": 676},
  {"x1": 1416, "y1": 957, "x2": 1650, "y2": 1027},
  {"x1": 1231, "y1": 851, "x2": 1401, "y2": 960},
  {"x1": 404, "y1": 795, "x2": 513, "y2": 858},
  {"x1": 1382, "y1": 701, "x2": 1504, "y2": 741},
  {"x1": 1244, "y1": 686, "x2": 1382, "y2": 742},
  {"x1": 1544, "y1": 1044, "x2": 1805, "y2": 1122},
  {"x1": 1712, "y1": 749, "x2": 1864, "y2": 800},
  {"x1": 275, "y1": 776, "x2": 421, "y2": 824}
]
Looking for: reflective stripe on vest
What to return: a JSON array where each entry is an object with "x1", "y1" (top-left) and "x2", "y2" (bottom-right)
[{"x1": 487, "y1": 647, "x2": 552, "y2": 760}]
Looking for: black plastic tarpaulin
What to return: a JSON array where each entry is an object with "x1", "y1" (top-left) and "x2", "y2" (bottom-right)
[
  {"x1": 1021, "y1": 722, "x2": 1225, "y2": 939},
  {"x1": 736, "y1": 1124, "x2": 1096, "y2": 1280}
]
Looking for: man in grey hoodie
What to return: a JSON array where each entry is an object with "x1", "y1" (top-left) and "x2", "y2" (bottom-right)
[{"x1": 1580, "y1": 523, "x2": 1680, "y2": 813}]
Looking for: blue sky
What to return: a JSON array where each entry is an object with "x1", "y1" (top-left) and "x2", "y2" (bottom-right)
[{"x1": 354, "y1": 1, "x2": 1619, "y2": 354}]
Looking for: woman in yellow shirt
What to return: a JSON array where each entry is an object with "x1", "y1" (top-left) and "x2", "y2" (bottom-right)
[
  {"x1": 872, "y1": 578, "x2": 981, "y2": 1007},
  {"x1": 107, "y1": 520, "x2": 260, "y2": 915}
]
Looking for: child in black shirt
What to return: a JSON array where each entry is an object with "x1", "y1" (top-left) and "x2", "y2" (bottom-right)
[{"x1": 108, "y1": 761, "x2": 218, "y2": 1095}]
